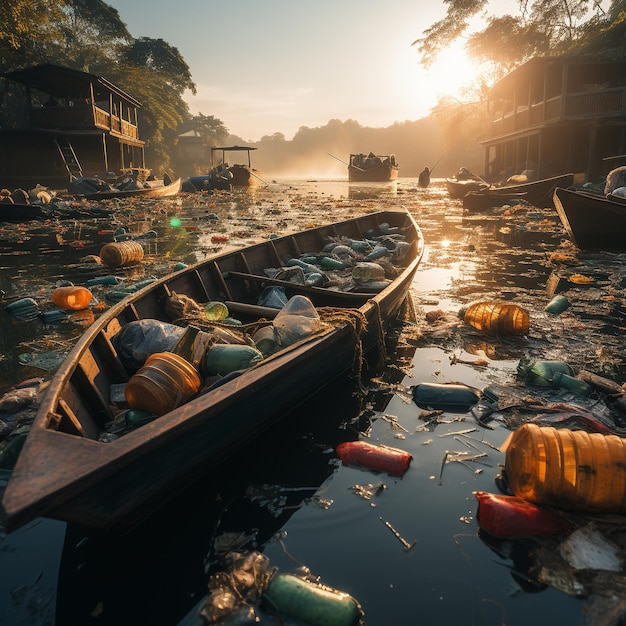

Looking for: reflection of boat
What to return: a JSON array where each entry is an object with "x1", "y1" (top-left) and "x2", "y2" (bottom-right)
[
  {"x1": 2, "y1": 209, "x2": 424, "y2": 532},
  {"x1": 348, "y1": 152, "x2": 399, "y2": 182},
  {"x1": 68, "y1": 175, "x2": 181, "y2": 200},
  {"x1": 462, "y1": 174, "x2": 575, "y2": 210},
  {"x1": 553, "y1": 186, "x2": 626, "y2": 250},
  {"x1": 55, "y1": 371, "x2": 364, "y2": 625}
]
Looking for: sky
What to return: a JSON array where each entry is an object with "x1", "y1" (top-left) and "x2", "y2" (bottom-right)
[{"x1": 105, "y1": 0, "x2": 504, "y2": 142}]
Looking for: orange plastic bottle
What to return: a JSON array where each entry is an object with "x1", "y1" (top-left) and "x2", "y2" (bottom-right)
[
  {"x1": 463, "y1": 301, "x2": 529, "y2": 335},
  {"x1": 504, "y1": 423, "x2": 626, "y2": 514},
  {"x1": 51, "y1": 285, "x2": 93, "y2": 310}
]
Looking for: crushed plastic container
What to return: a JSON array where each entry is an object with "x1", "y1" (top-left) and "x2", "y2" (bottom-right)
[
  {"x1": 273, "y1": 295, "x2": 321, "y2": 347},
  {"x1": 352, "y1": 262, "x2": 386, "y2": 282},
  {"x1": 504, "y1": 423, "x2": 626, "y2": 514},
  {"x1": 518, "y1": 360, "x2": 574, "y2": 387},
  {"x1": 463, "y1": 301, "x2": 529, "y2": 335}
]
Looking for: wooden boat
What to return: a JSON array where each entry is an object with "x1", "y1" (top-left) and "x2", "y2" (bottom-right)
[
  {"x1": 69, "y1": 175, "x2": 181, "y2": 200},
  {"x1": 348, "y1": 153, "x2": 399, "y2": 182},
  {"x1": 1, "y1": 209, "x2": 424, "y2": 532},
  {"x1": 0, "y1": 201, "x2": 115, "y2": 223},
  {"x1": 553, "y1": 186, "x2": 626, "y2": 249},
  {"x1": 212, "y1": 145, "x2": 263, "y2": 187},
  {"x1": 462, "y1": 173, "x2": 575, "y2": 210},
  {"x1": 445, "y1": 177, "x2": 488, "y2": 199}
]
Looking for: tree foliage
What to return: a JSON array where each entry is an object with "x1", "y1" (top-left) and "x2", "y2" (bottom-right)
[
  {"x1": 414, "y1": 0, "x2": 618, "y2": 82},
  {"x1": 0, "y1": 0, "x2": 220, "y2": 172}
]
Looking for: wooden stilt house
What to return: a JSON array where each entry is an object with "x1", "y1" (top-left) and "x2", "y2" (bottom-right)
[{"x1": 0, "y1": 63, "x2": 146, "y2": 190}]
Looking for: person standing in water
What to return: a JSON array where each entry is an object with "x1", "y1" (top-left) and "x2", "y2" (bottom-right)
[{"x1": 418, "y1": 166, "x2": 430, "y2": 188}]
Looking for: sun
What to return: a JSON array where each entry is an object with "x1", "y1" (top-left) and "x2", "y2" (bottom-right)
[
  {"x1": 428, "y1": 40, "x2": 483, "y2": 102},
  {"x1": 395, "y1": 39, "x2": 484, "y2": 117}
]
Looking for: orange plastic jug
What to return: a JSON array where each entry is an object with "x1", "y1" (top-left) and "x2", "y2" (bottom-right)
[
  {"x1": 125, "y1": 352, "x2": 201, "y2": 415},
  {"x1": 51, "y1": 285, "x2": 93, "y2": 310},
  {"x1": 504, "y1": 423, "x2": 626, "y2": 514}
]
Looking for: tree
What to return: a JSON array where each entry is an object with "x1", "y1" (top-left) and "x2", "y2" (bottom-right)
[
  {"x1": 120, "y1": 37, "x2": 195, "y2": 96},
  {"x1": 413, "y1": 0, "x2": 614, "y2": 79}
]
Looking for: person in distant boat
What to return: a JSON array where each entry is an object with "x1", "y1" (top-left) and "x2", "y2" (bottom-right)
[{"x1": 418, "y1": 166, "x2": 430, "y2": 188}]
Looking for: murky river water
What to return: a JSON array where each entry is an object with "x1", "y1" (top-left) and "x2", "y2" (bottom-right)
[{"x1": 1, "y1": 177, "x2": 626, "y2": 625}]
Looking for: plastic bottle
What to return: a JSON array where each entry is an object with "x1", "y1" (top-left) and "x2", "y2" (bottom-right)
[
  {"x1": 504, "y1": 423, "x2": 626, "y2": 514},
  {"x1": 125, "y1": 352, "x2": 201, "y2": 415},
  {"x1": 204, "y1": 301, "x2": 228, "y2": 321},
  {"x1": 463, "y1": 301, "x2": 530, "y2": 335},
  {"x1": 201, "y1": 344, "x2": 263, "y2": 377},
  {"x1": 262, "y1": 573, "x2": 362, "y2": 626},
  {"x1": 273, "y1": 295, "x2": 321, "y2": 347},
  {"x1": 352, "y1": 262, "x2": 386, "y2": 282},
  {"x1": 412, "y1": 382, "x2": 480, "y2": 410},
  {"x1": 99, "y1": 240, "x2": 144, "y2": 267},
  {"x1": 551, "y1": 371, "x2": 593, "y2": 396},
  {"x1": 545, "y1": 294, "x2": 570, "y2": 314},
  {"x1": 51, "y1": 285, "x2": 93, "y2": 310},
  {"x1": 518, "y1": 360, "x2": 574, "y2": 386}
]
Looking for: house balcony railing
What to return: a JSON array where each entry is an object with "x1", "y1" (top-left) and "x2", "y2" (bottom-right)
[
  {"x1": 489, "y1": 86, "x2": 626, "y2": 139},
  {"x1": 29, "y1": 104, "x2": 139, "y2": 140}
]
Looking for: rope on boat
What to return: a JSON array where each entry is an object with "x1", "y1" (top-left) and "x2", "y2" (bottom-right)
[{"x1": 318, "y1": 307, "x2": 368, "y2": 390}]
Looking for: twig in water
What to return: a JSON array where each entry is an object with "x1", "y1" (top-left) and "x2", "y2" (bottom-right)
[
  {"x1": 379, "y1": 517, "x2": 416, "y2": 552},
  {"x1": 438, "y1": 450, "x2": 449, "y2": 485}
]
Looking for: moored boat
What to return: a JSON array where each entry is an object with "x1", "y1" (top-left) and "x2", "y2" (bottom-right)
[
  {"x1": 446, "y1": 177, "x2": 488, "y2": 199},
  {"x1": 553, "y1": 186, "x2": 626, "y2": 250},
  {"x1": 68, "y1": 174, "x2": 181, "y2": 200},
  {"x1": 462, "y1": 173, "x2": 575, "y2": 210},
  {"x1": 348, "y1": 152, "x2": 399, "y2": 182},
  {"x1": 1, "y1": 209, "x2": 424, "y2": 532}
]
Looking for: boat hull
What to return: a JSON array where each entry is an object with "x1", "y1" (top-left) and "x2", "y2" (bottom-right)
[
  {"x1": 445, "y1": 178, "x2": 488, "y2": 199},
  {"x1": 553, "y1": 187, "x2": 626, "y2": 250},
  {"x1": 348, "y1": 163, "x2": 399, "y2": 182},
  {"x1": 1, "y1": 209, "x2": 423, "y2": 532},
  {"x1": 74, "y1": 177, "x2": 181, "y2": 200},
  {"x1": 462, "y1": 174, "x2": 574, "y2": 210}
]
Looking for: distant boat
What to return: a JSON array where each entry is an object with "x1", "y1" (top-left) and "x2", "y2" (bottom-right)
[
  {"x1": 348, "y1": 152, "x2": 399, "y2": 182},
  {"x1": 446, "y1": 177, "x2": 488, "y2": 199},
  {"x1": 553, "y1": 186, "x2": 626, "y2": 250},
  {"x1": 186, "y1": 145, "x2": 263, "y2": 191},
  {"x1": 462, "y1": 173, "x2": 575, "y2": 210},
  {"x1": 68, "y1": 174, "x2": 181, "y2": 200}
]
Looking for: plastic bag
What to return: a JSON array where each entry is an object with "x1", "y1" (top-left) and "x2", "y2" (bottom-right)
[{"x1": 111, "y1": 319, "x2": 185, "y2": 372}]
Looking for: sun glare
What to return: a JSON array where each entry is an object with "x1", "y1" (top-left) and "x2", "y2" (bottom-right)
[
  {"x1": 428, "y1": 40, "x2": 482, "y2": 101},
  {"x1": 397, "y1": 39, "x2": 483, "y2": 116}
]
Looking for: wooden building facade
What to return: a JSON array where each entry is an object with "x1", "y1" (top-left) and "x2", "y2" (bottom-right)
[
  {"x1": 482, "y1": 57, "x2": 626, "y2": 183},
  {"x1": 0, "y1": 63, "x2": 146, "y2": 189}
]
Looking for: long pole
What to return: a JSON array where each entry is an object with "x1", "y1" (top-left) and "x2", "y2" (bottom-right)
[
  {"x1": 428, "y1": 153, "x2": 446, "y2": 175},
  {"x1": 327, "y1": 152, "x2": 366, "y2": 172}
]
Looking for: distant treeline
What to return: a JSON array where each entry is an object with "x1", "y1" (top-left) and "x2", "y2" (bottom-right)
[{"x1": 217, "y1": 106, "x2": 488, "y2": 180}]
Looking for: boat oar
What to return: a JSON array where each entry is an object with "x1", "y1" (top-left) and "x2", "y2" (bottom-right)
[
  {"x1": 443, "y1": 154, "x2": 492, "y2": 187},
  {"x1": 428, "y1": 153, "x2": 446, "y2": 176},
  {"x1": 249, "y1": 170, "x2": 270, "y2": 186},
  {"x1": 327, "y1": 152, "x2": 366, "y2": 172}
]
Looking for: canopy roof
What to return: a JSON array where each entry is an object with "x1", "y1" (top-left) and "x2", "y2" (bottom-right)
[{"x1": 2, "y1": 63, "x2": 141, "y2": 106}]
